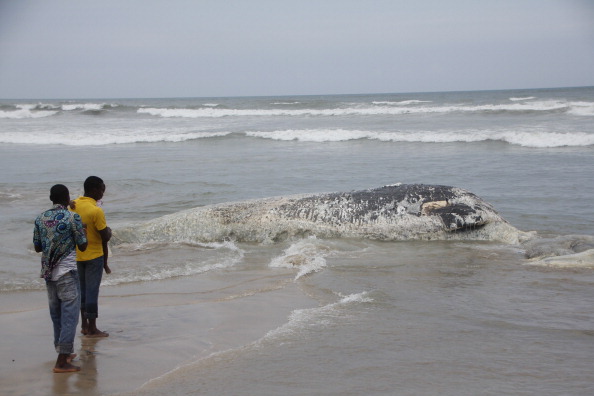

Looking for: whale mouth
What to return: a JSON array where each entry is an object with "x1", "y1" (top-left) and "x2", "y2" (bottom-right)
[
  {"x1": 447, "y1": 221, "x2": 487, "y2": 233},
  {"x1": 426, "y1": 202, "x2": 487, "y2": 232}
]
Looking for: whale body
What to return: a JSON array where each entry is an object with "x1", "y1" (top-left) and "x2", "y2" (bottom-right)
[{"x1": 112, "y1": 184, "x2": 525, "y2": 245}]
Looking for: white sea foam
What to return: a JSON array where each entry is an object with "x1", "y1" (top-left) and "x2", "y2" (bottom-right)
[
  {"x1": 4, "y1": 125, "x2": 589, "y2": 147},
  {"x1": 494, "y1": 130, "x2": 594, "y2": 147},
  {"x1": 566, "y1": 101, "x2": 594, "y2": 116},
  {"x1": 32, "y1": 103, "x2": 61, "y2": 110},
  {"x1": 101, "y1": 259, "x2": 232, "y2": 286},
  {"x1": 337, "y1": 291, "x2": 374, "y2": 304},
  {"x1": 0, "y1": 190, "x2": 23, "y2": 201},
  {"x1": 0, "y1": 104, "x2": 58, "y2": 119},
  {"x1": 0, "y1": 102, "x2": 114, "y2": 118},
  {"x1": 269, "y1": 236, "x2": 330, "y2": 280},
  {"x1": 246, "y1": 129, "x2": 594, "y2": 148},
  {"x1": 263, "y1": 291, "x2": 373, "y2": 340},
  {"x1": 509, "y1": 96, "x2": 536, "y2": 101},
  {"x1": 372, "y1": 100, "x2": 432, "y2": 105},
  {"x1": 0, "y1": 278, "x2": 45, "y2": 292},
  {"x1": 0, "y1": 240, "x2": 245, "y2": 291},
  {"x1": 137, "y1": 100, "x2": 583, "y2": 118},
  {"x1": 0, "y1": 130, "x2": 231, "y2": 146},
  {"x1": 61, "y1": 103, "x2": 107, "y2": 111},
  {"x1": 102, "y1": 240, "x2": 244, "y2": 286},
  {"x1": 246, "y1": 129, "x2": 371, "y2": 142}
]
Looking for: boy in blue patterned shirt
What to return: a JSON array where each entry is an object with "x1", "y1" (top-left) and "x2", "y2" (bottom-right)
[{"x1": 33, "y1": 184, "x2": 88, "y2": 373}]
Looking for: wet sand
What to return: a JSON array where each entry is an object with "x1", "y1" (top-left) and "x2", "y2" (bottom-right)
[{"x1": 0, "y1": 270, "x2": 314, "y2": 396}]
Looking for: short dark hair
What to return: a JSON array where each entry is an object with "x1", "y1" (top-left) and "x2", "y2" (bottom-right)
[
  {"x1": 84, "y1": 176, "x2": 104, "y2": 192},
  {"x1": 49, "y1": 184, "x2": 69, "y2": 204}
]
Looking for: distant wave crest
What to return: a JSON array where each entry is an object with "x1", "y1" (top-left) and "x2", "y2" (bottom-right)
[
  {"x1": 0, "y1": 130, "x2": 231, "y2": 146},
  {"x1": 136, "y1": 100, "x2": 593, "y2": 118},
  {"x1": 372, "y1": 100, "x2": 432, "y2": 105},
  {"x1": 566, "y1": 101, "x2": 594, "y2": 116},
  {"x1": 246, "y1": 129, "x2": 594, "y2": 148},
  {"x1": 3, "y1": 98, "x2": 593, "y2": 120},
  {"x1": 3, "y1": 128, "x2": 591, "y2": 148},
  {"x1": 0, "y1": 104, "x2": 58, "y2": 119},
  {"x1": 61, "y1": 102, "x2": 115, "y2": 112},
  {"x1": 0, "y1": 102, "x2": 119, "y2": 119},
  {"x1": 509, "y1": 97, "x2": 536, "y2": 101}
]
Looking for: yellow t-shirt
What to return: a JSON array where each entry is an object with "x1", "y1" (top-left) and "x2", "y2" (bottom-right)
[{"x1": 72, "y1": 196, "x2": 107, "y2": 261}]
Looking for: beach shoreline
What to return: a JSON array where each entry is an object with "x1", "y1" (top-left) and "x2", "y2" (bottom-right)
[{"x1": 0, "y1": 269, "x2": 316, "y2": 396}]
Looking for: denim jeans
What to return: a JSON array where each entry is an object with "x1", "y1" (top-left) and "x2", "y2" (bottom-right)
[
  {"x1": 77, "y1": 256, "x2": 104, "y2": 319},
  {"x1": 46, "y1": 271, "x2": 80, "y2": 355}
]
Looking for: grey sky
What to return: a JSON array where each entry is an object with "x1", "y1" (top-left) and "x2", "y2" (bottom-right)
[{"x1": 1, "y1": 0, "x2": 593, "y2": 99}]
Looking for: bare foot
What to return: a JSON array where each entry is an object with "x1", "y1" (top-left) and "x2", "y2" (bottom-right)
[
  {"x1": 86, "y1": 330, "x2": 109, "y2": 338},
  {"x1": 53, "y1": 363, "x2": 80, "y2": 373}
]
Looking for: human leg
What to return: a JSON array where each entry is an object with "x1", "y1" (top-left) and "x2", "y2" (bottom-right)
[
  {"x1": 49, "y1": 271, "x2": 81, "y2": 372},
  {"x1": 76, "y1": 261, "x2": 89, "y2": 334},
  {"x1": 46, "y1": 280, "x2": 61, "y2": 349},
  {"x1": 79, "y1": 257, "x2": 108, "y2": 337},
  {"x1": 55, "y1": 271, "x2": 80, "y2": 353}
]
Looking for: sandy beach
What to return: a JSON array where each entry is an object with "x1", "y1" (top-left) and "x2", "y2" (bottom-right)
[{"x1": 0, "y1": 265, "x2": 317, "y2": 396}]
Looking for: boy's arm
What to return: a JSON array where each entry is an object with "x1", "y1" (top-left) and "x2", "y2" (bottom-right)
[{"x1": 99, "y1": 227, "x2": 112, "y2": 274}]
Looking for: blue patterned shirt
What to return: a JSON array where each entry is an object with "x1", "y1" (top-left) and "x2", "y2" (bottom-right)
[{"x1": 33, "y1": 204, "x2": 87, "y2": 280}]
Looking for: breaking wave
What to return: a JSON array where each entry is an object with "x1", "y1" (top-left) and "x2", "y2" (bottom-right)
[
  {"x1": 0, "y1": 104, "x2": 58, "y2": 119},
  {"x1": 509, "y1": 97, "x2": 536, "y2": 101},
  {"x1": 246, "y1": 129, "x2": 594, "y2": 148},
  {"x1": 2, "y1": 127, "x2": 591, "y2": 148},
  {"x1": 0, "y1": 130, "x2": 231, "y2": 146},
  {"x1": 136, "y1": 100, "x2": 592, "y2": 118},
  {"x1": 372, "y1": 100, "x2": 432, "y2": 105},
  {"x1": 0, "y1": 102, "x2": 119, "y2": 118}
]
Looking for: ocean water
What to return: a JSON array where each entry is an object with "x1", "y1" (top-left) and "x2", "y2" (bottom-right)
[{"x1": 1, "y1": 87, "x2": 593, "y2": 395}]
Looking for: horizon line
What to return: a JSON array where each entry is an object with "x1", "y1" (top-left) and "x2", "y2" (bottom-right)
[{"x1": 1, "y1": 85, "x2": 593, "y2": 101}]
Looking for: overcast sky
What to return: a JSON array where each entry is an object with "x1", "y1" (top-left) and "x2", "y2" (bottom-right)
[{"x1": 1, "y1": 0, "x2": 593, "y2": 99}]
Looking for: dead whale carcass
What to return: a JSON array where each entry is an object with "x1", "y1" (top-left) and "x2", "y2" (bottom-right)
[{"x1": 112, "y1": 184, "x2": 525, "y2": 244}]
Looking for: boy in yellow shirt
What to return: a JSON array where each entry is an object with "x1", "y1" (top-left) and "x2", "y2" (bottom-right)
[{"x1": 72, "y1": 176, "x2": 111, "y2": 337}]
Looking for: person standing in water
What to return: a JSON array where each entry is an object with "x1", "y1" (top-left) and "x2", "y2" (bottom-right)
[
  {"x1": 72, "y1": 176, "x2": 111, "y2": 337},
  {"x1": 34, "y1": 184, "x2": 88, "y2": 372}
]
